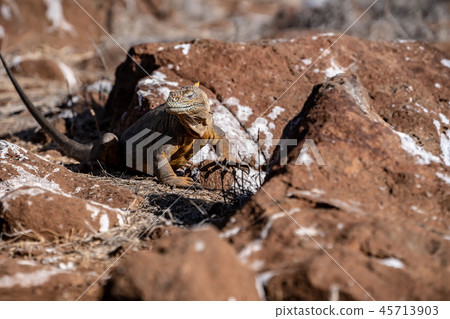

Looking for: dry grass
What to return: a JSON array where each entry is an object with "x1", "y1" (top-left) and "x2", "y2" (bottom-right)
[{"x1": 0, "y1": 164, "x2": 249, "y2": 271}]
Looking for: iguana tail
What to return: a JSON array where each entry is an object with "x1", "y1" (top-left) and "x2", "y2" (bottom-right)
[{"x1": 0, "y1": 53, "x2": 93, "y2": 162}]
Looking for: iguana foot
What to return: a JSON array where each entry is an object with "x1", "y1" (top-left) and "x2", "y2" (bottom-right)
[
  {"x1": 163, "y1": 176, "x2": 194, "y2": 188},
  {"x1": 219, "y1": 158, "x2": 251, "y2": 173}
]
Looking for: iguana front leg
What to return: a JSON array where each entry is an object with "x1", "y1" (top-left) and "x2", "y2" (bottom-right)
[
  {"x1": 210, "y1": 125, "x2": 251, "y2": 174},
  {"x1": 211, "y1": 125, "x2": 240, "y2": 165},
  {"x1": 154, "y1": 144, "x2": 194, "y2": 188}
]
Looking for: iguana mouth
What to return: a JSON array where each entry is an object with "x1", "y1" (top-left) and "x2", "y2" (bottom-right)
[{"x1": 165, "y1": 103, "x2": 205, "y2": 114}]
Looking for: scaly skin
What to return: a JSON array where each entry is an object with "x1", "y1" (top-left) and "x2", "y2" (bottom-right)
[
  {"x1": 1, "y1": 54, "x2": 235, "y2": 188},
  {"x1": 119, "y1": 83, "x2": 236, "y2": 187}
]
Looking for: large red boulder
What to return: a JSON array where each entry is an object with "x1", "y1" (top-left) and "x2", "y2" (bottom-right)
[
  {"x1": 105, "y1": 36, "x2": 449, "y2": 169},
  {"x1": 221, "y1": 74, "x2": 450, "y2": 300},
  {"x1": 103, "y1": 229, "x2": 261, "y2": 300}
]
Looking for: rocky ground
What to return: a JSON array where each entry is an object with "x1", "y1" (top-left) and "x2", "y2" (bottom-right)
[{"x1": 0, "y1": 0, "x2": 449, "y2": 301}]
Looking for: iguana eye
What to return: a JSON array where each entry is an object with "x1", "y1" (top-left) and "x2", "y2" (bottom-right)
[{"x1": 185, "y1": 91, "x2": 195, "y2": 100}]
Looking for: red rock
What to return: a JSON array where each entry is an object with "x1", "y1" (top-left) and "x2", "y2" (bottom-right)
[
  {"x1": 0, "y1": 140, "x2": 141, "y2": 210},
  {"x1": 0, "y1": 256, "x2": 91, "y2": 301},
  {"x1": 102, "y1": 229, "x2": 261, "y2": 300},
  {"x1": 0, "y1": 140, "x2": 142, "y2": 240},
  {"x1": 0, "y1": 186, "x2": 125, "y2": 240},
  {"x1": 105, "y1": 36, "x2": 449, "y2": 168},
  {"x1": 222, "y1": 74, "x2": 450, "y2": 301}
]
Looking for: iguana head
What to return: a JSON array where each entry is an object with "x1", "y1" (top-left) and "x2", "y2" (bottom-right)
[
  {"x1": 165, "y1": 82, "x2": 213, "y2": 137},
  {"x1": 165, "y1": 82, "x2": 210, "y2": 115}
]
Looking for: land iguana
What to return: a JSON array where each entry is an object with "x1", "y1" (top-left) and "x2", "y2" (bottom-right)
[{"x1": 1, "y1": 54, "x2": 237, "y2": 188}]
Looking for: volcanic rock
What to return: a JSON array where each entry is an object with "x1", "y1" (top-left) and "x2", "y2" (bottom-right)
[
  {"x1": 0, "y1": 255, "x2": 98, "y2": 301},
  {"x1": 103, "y1": 228, "x2": 261, "y2": 300},
  {"x1": 0, "y1": 140, "x2": 140, "y2": 208},
  {"x1": 222, "y1": 74, "x2": 450, "y2": 301},
  {"x1": 0, "y1": 140, "x2": 141, "y2": 240},
  {"x1": 0, "y1": 186, "x2": 125, "y2": 241},
  {"x1": 105, "y1": 35, "x2": 449, "y2": 168}
]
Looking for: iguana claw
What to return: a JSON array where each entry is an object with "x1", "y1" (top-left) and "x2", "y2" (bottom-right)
[
  {"x1": 163, "y1": 176, "x2": 194, "y2": 188},
  {"x1": 220, "y1": 158, "x2": 251, "y2": 174}
]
